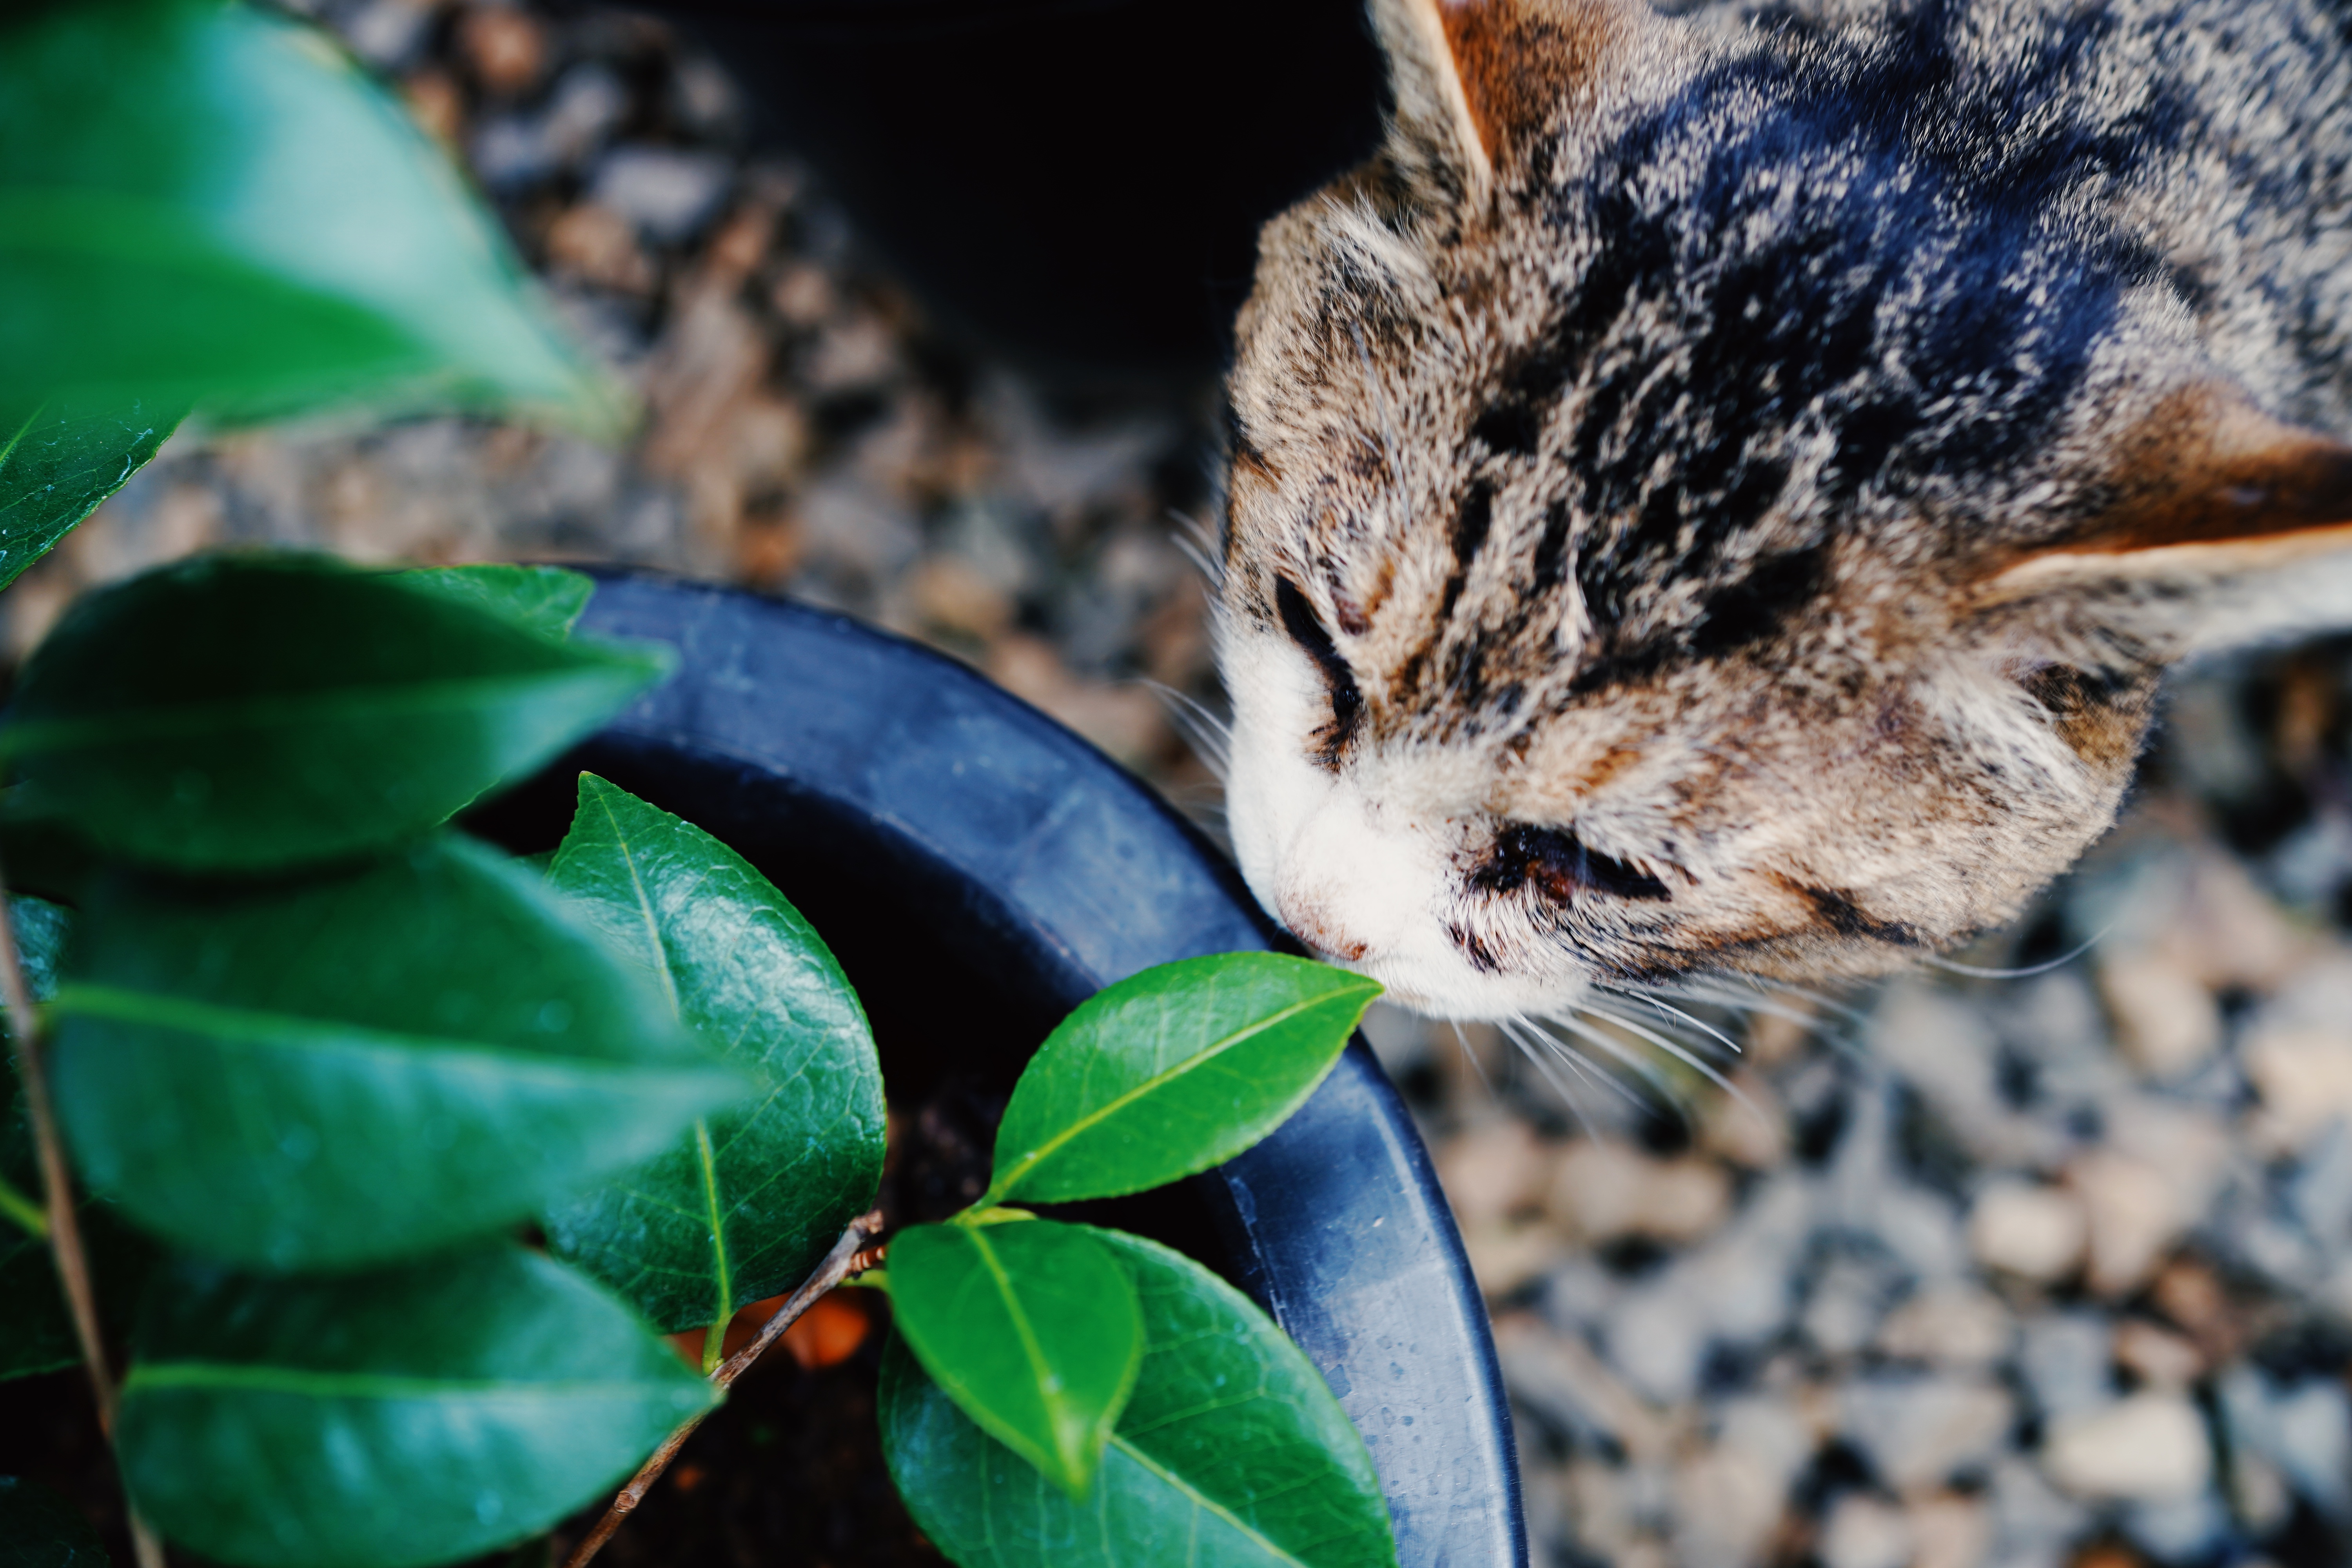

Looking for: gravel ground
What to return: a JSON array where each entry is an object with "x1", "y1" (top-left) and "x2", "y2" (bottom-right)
[{"x1": 22, "y1": 5, "x2": 2352, "y2": 1566}]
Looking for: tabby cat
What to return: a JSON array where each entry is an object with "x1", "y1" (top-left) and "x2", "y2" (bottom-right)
[{"x1": 1216, "y1": 0, "x2": 2352, "y2": 1021}]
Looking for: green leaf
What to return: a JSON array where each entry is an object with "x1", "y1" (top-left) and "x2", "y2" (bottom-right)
[
  {"x1": 985, "y1": 954, "x2": 1380, "y2": 1207},
  {"x1": 882, "y1": 1226, "x2": 1396, "y2": 1568},
  {"x1": 118, "y1": 1245, "x2": 715, "y2": 1568},
  {"x1": 0, "y1": 396, "x2": 183, "y2": 592},
  {"x1": 541, "y1": 776, "x2": 886, "y2": 1333},
  {"x1": 50, "y1": 833, "x2": 745, "y2": 1271},
  {"x1": 399, "y1": 565, "x2": 594, "y2": 641},
  {"x1": 2, "y1": 554, "x2": 671, "y2": 874},
  {"x1": 0, "y1": 0, "x2": 623, "y2": 432},
  {"x1": 0, "y1": 1475, "x2": 111, "y2": 1568},
  {"x1": 886, "y1": 1218, "x2": 1142, "y2": 1498}
]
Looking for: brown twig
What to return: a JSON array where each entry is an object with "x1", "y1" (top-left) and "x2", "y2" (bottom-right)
[
  {"x1": 0, "y1": 865, "x2": 168, "y2": 1568},
  {"x1": 560, "y1": 1209, "x2": 887, "y2": 1568},
  {"x1": 0, "y1": 868, "x2": 108, "y2": 1426}
]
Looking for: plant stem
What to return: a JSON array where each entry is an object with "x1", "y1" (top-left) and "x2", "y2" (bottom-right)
[
  {"x1": 699, "y1": 1317, "x2": 724, "y2": 1376},
  {"x1": 0, "y1": 866, "x2": 168, "y2": 1568},
  {"x1": 0, "y1": 869, "x2": 110, "y2": 1426},
  {"x1": 560, "y1": 1210, "x2": 887, "y2": 1568}
]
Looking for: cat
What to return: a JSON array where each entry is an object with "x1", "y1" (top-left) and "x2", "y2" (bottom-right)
[{"x1": 1214, "y1": 0, "x2": 2352, "y2": 1023}]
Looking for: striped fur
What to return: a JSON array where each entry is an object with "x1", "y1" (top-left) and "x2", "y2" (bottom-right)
[{"x1": 1216, "y1": 0, "x2": 2352, "y2": 1018}]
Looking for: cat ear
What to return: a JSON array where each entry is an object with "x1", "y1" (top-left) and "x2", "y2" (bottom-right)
[
  {"x1": 1971, "y1": 383, "x2": 2352, "y2": 658},
  {"x1": 1370, "y1": 0, "x2": 1637, "y2": 205}
]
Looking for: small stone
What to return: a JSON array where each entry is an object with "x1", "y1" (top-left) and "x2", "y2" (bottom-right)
[
  {"x1": 2018, "y1": 1311, "x2": 2116, "y2": 1421},
  {"x1": 907, "y1": 557, "x2": 1015, "y2": 642},
  {"x1": 1494, "y1": 1312, "x2": 1672, "y2": 1461},
  {"x1": 984, "y1": 635, "x2": 1167, "y2": 768},
  {"x1": 592, "y1": 147, "x2": 732, "y2": 243},
  {"x1": 1671, "y1": 1443, "x2": 1789, "y2": 1568},
  {"x1": 2227, "y1": 1447, "x2": 2296, "y2": 1535},
  {"x1": 1876, "y1": 1285, "x2": 2016, "y2": 1368},
  {"x1": 1839, "y1": 1373, "x2": 2014, "y2": 1493},
  {"x1": 1986, "y1": 1457, "x2": 2091, "y2": 1568},
  {"x1": 457, "y1": 5, "x2": 546, "y2": 97},
  {"x1": 1745, "y1": 1004, "x2": 1817, "y2": 1067},
  {"x1": 343, "y1": 0, "x2": 434, "y2": 68},
  {"x1": 2043, "y1": 1392, "x2": 2212, "y2": 1501},
  {"x1": 2096, "y1": 947, "x2": 2222, "y2": 1078},
  {"x1": 2065, "y1": 1151, "x2": 2185, "y2": 1297},
  {"x1": 1547, "y1": 1138, "x2": 1731, "y2": 1245},
  {"x1": 2111, "y1": 1320, "x2": 2203, "y2": 1390},
  {"x1": 1602, "y1": 1278, "x2": 1711, "y2": 1406},
  {"x1": 2288, "y1": 1121, "x2": 2352, "y2": 1247},
  {"x1": 2244, "y1": 1025, "x2": 2352, "y2": 1151},
  {"x1": 2171, "y1": 848, "x2": 2307, "y2": 992},
  {"x1": 543, "y1": 203, "x2": 654, "y2": 294},
  {"x1": 1968, "y1": 1181, "x2": 2087, "y2": 1282},
  {"x1": 1461, "y1": 1220, "x2": 1566, "y2": 1299},
  {"x1": 539, "y1": 64, "x2": 627, "y2": 168},
  {"x1": 770, "y1": 263, "x2": 838, "y2": 329},
  {"x1": 1819, "y1": 1495, "x2": 1912, "y2": 1568},
  {"x1": 1874, "y1": 982, "x2": 2059, "y2": 1166},
  {"x1": 1804, "y1": 1258, "x2": 1898, "y2": 1359},
  {"x1": 1437, "y1": 1116, "x2": 1555, "y2": 1229},
  {"x1": 2121, "y1": 1488, "x2": 2231, "y2": 1563},
  {"x1": 2219, "y1": 1365, "x2": 2352, "y2": 1519},
  {"x1": 2149, "y1": 1258, "x2": 2243, "y2": 1362},
  {"x1": 1698, "y1": 1068, "x2": 1790, "y2": 1169},
  {"x1": 2069, "y1": 1546, "x2": 2152, "y2": 1568},
  {"x1": 1909, "y1": 1493, "x2": 1991, "y2": 1568},
  {"x1": 802, "y1": 314, "x2": 904, "y2": 396},
  {"x1": 400, "y1": 69, "x2": 465, "y2": 149}
]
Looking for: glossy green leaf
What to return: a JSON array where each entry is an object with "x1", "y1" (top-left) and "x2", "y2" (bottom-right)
[
  {"x1": 542, "y1": 775, "x2": 886, "y2": 1332},
  {"x1": 0, "y1": 1475, "x2": 110, "y2": 1568},
  {"x1": 0, "y1": 0, "x2": 622, "y2": 430},
  {"x1": 2, "y1": 554, "x2": 671, "y2": 874},
  {"x1": 883, "y1": 1227, "x2": 1396, "y2": 1568},
  {"x1": 986, "y1": 954, "x2": 1380, "y2": 1207},
  {"x1": 0, "y1": 396, "x2": 183, "y2": 592},
  {"x1": 51, "y1": 833, "x2": 744, "y2": 1271},
  {"x1": 118, "y1": 1245, "x2": 715, "y2": 1568},
  {"x1": 400, "y1": 564, "x2": 594, "y2": 641},
  {"x1": 887, "y1": 1218, "x2": 1142, "y2": 1497}
]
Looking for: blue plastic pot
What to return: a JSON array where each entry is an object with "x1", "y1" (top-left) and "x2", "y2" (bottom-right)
[{"x1": 480, "y1": 573, "x2": 1526, "y2": 1565}]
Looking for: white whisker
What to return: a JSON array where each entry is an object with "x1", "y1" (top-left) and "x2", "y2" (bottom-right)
[
  {"x1": 1924, "y1": 926, "x2": 2109, "y2": 980},
  {"x1": 1143, "y1": 680, "x2": 1232, "y2": 780},
  {"x1": 1573, "y1": 1000, "x2": 1749, "y2": 1102},
  {"x1": 1601, "y1": 984, "x2": 1747, "y2": 1059},
  {"x1": 1450, "y1": 1018, "x2": 1496, "y2": 1099},
  {"x1": 1542, "y1": 1012, "x2": 1688, "y2": 1122},
  {"x1": 1167, "y1": 510, "x2": 1222, "y2": 586},
  {"x1": 1498, "y1": 1016, "x2": 1609, "y2": 1139}
]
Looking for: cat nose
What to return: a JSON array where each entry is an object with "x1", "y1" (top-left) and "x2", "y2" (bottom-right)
[{"x1": 1274, "y1": 892, "x2": 1370, "y2": 962}]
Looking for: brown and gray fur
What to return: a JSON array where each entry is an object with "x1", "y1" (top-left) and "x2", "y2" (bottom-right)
[{"x1": 1215, "y1": 0, "x2": 2352, "y2": 1020}]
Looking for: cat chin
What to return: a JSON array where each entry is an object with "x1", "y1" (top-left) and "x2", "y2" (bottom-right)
[{"x1": 1328, "y1": 953, "x2": 1588, "y2": 1024}]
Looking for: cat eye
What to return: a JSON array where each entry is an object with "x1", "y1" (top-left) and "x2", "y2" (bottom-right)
[
  {"x1": 1274, "y1": 576, "x2": 1364, "y2": 752},
  {"x1": 1474, "y1": 824, "x2": 1671, "y2": 903}
]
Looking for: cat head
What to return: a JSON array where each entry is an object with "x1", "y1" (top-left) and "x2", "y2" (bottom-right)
[{"x1": 1215, "y1": 0, "x2": 2352, "y2": 1018}]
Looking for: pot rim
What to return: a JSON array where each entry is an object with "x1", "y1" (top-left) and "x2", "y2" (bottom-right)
[{"x1": 566, "y1": 570, "x2": 1528, "y2": 1566}]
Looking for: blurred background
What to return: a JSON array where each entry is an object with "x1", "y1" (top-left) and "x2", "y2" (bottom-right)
[{"x1": 14, "y1": 3, "x2": 2352, "y2": 1565}]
